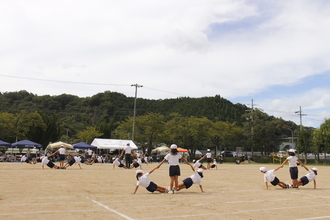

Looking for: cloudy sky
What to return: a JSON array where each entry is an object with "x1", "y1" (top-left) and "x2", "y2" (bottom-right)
[{"x1": 1, "y1": 0, "x2": 330, "y2": 128}]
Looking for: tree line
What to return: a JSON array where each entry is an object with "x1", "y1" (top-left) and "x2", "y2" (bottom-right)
[{"x1": 0, "y1": 90, "x2": 329, "y2": 163}]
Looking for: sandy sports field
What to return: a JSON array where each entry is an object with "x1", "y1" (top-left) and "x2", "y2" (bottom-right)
[{"x1": 0, "y1": 161, "x2": 330, "y2": 220}]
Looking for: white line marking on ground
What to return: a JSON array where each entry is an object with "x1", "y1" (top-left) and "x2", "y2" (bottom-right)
[
  {"x1": 296, "y1": 216, "x2": 330, "y2": 220},
  {"x1": 0, "y1": 210, "x2": 99, "y2": 216},
  {"x1": 136, "y1": 204, "x2": 330, "y2": 220},
  {"x1": 89, "y1": 198, "x2": 134, "y2": 220}
]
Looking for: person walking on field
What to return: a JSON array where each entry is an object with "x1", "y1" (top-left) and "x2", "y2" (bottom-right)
[
  {"x1": 157, "y1": 144, "x2": 191, "y2": 194},
  {"x1": 279, "y1": 149, "x2": 305, "y2": 189},
  {"x1": 120, "y1": 143, "x2": 134, "y2": 169}
]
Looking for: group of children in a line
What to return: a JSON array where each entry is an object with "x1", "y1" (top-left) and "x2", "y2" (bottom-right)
[
  {"x1": 260, "y1": 149, "x2": 318, "y2": 189},
  {"x1": 132, "y1": 144, "x2": 205, "y2": 194}
]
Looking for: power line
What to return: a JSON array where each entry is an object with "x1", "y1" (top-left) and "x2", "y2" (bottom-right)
[{"x1": 0, "y1": 74, "x2": 129, "y2": 86}]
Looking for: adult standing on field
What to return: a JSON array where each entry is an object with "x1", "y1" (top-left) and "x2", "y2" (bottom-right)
[{"x1": 120, "y1": 143, "x2": 134, "y2": 169}]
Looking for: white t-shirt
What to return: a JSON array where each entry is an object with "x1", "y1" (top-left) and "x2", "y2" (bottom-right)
[
  {"x1": 74, "y1": 156, "x2": 81, "y2": 164},
  {"x1": 41, "y1": 156, "x2": 50, "y2": 165},
  {"x1": 137, "y1": 173, "x2": 151, "y2": 188},
  {"x1": 87, "y1": 149, "x2": 93, "y2": 155},
  {"x1": 287, "y1": 156, "x2": 298, "y2": 167},
  {"x1": 264, "y1": 170, "x2": 276, "y2": 182},
  {"x1": 21, "y1": 155, "x2": 27, "y2": 162},
  {"x1": 206, "y1": 152, "x2": 212, "y2": 158},
  {"x1": 113, "y1": 158, "x2": 121, "y2": 166},
  {"x1": 165, "y1": 153, "x2": 182, "y2": 165},
  {"x1": 194, "y1": 160, "x2": 202, "y2": 167},
  {"x1": 190, "y1": 171, "x2": 202, "y2": 185},
  {"x1": 59, "y1": 148, "x2": 66, "y2": 154},
  {"x1": 305, "y1": 170, "x2": 316, "y2": 181},
  {"x1": 124, "y1": 145, "x2": 133, "y2": 154}
]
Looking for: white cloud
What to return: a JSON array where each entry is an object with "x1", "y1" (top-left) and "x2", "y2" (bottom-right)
[{"x1": 1, "y1": 0, "x2": 330, "y2": 128}]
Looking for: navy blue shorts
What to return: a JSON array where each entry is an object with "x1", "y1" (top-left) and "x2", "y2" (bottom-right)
[
  {"x1": 68, "y1": 157, "x2": 75, "y2": 166},
  {"x1": 300, "y1": 176, "x2": 309, "y2": 185},
  {"x1": 169, "y1": 165, "x2": 180, "y2": 177},
  {"x1": 182, "y1": 178, "x2": 193, "y2": 189},
  {"x1": 47, "y1": 161, "x2": 55, "y2": 168},
  {"x1": 59, "y1": 154, "x2": 65, "y2": 161},
  {"x1": 133, "y1": 162, "x2": 139, "y2": 168},
  {"x1": 206, "y1": 158, "x2": 212, "y2": 163},
  {"x1": 146, "y1": 181, "x2": 157, "y2": 192},
  {"x1": 290, "y1": 167, "x2": 298, "y2": 180},
  {"x1": 270, "y1": 177, "x2": 280, "y2": 186}
]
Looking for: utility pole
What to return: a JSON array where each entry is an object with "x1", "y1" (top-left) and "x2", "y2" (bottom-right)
[
  {"x1": 131, "y1": 83, "x2": 143, "y2": 141},
  {"x1": 245, "y1": 99, "x2": 255, "y2": 154},
  {"x1": 295, "y1": 106, "x2": 307, "y2": 131}
]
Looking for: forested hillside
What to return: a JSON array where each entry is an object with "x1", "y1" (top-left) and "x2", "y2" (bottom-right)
[{"x1": 0, "y1": 90, "x2": 298, "y2": 154}]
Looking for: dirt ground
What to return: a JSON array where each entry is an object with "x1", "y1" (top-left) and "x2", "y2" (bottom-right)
[{"x1": 0, "y1": 161, "x2": 330, "y2": 220}]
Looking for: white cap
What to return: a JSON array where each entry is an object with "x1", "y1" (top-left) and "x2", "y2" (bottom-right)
[
  {"x1": 136, "y1": 169, "x2": 143, "y2": 174},
  {"x1": 197, "y1": 168, "x2": 204, "y2": 173},
  {"x1": 259, "y1": 167, "x2": 267, "y2": 172},
  {"x1": 207, "y1": 149, "x2": 210, "y2": 151},
  {"x1": 288, "y1": 149, "x2": 295, "y2": 153},
  {"x1": 170, "y1": 144, "x2": 178, "y2": 149},
  {"x1": 312, "y1": 167, "x2": 318, "y2": 171},
  {"x1": 60, "y1": 145, "x2": 64, "y2": 147}
]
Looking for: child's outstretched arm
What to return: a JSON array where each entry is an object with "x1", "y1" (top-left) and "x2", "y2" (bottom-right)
[
  {"x1": 156, "y1": 158, "x2": 166, "y2": 168},
  {"x1": 199, "y1": 154, "x2": 207, "y2": 161},
  {"x1": 279, "y1": 159, "x2": 288, "y2": 168},
  {"x1": 265, "y1": 182, "x2": 269, "y2": 189},
  {"x1": 181, "y1": 157, "x2": 190, "y2": 166},
  {"x1": 132, "y1": 186, "x2": 139, "y2": 194},
  {"x1": 148, "y1": 166, "x2": 159, "y2": 174},
  {"x1": 297, "y1": 159, "x2": 306, "y2": 169},
  {"x1": 274, "y1": 166, "x2": 282, "y2": 172},
  {"x1": 188, "y1": 163, "x2": 195, "y2": 172}
]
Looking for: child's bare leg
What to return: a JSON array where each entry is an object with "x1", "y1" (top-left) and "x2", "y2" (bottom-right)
[
  {"x1": 169, "y1": 176, "x2": 175, "y2": 190},
  {"x1": 278, "y1": 181, "x2": 288, "y2": 188},
  {"x1": 174, "y1": 176, "x2": 179, "y2": 190},
  {"x1": 176, "y1": 183, "x2": 186, "y2": 191},
  {"x1": 156, "y1": 186, "x2": 166, "y2": 193}
]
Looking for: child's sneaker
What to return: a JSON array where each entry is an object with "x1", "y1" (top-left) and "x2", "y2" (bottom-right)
[{"x1": 168, "y1": 190, "x2": 173, "y2": 194}]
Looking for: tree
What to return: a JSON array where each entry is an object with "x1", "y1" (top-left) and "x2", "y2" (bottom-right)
[
  {"x1": 296, "y1": 128, "x2": 313, "y2": 164},
  {"x1": 115, "y1": 113, "x2": 165, "y2": 154},
  {"x1": 312, "y1": 118, "x2": 330, "y2": 163},
  {"x1": 209, "y1": 121, "x2": 244, "y2": 156},
  {"x1": 163, "y1": 115, "x2": 213, "y2": 158},
  {"x1": 0, "y1": 112, "x2": 16, "y2": 141},
  {"x1": 76, "y1": 126, "x2": 104, "y2": 144}
]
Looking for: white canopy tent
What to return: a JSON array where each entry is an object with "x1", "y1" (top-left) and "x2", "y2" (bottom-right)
[{"x1": 91, "y1": 138, "x2": 138, "y2": 150}]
